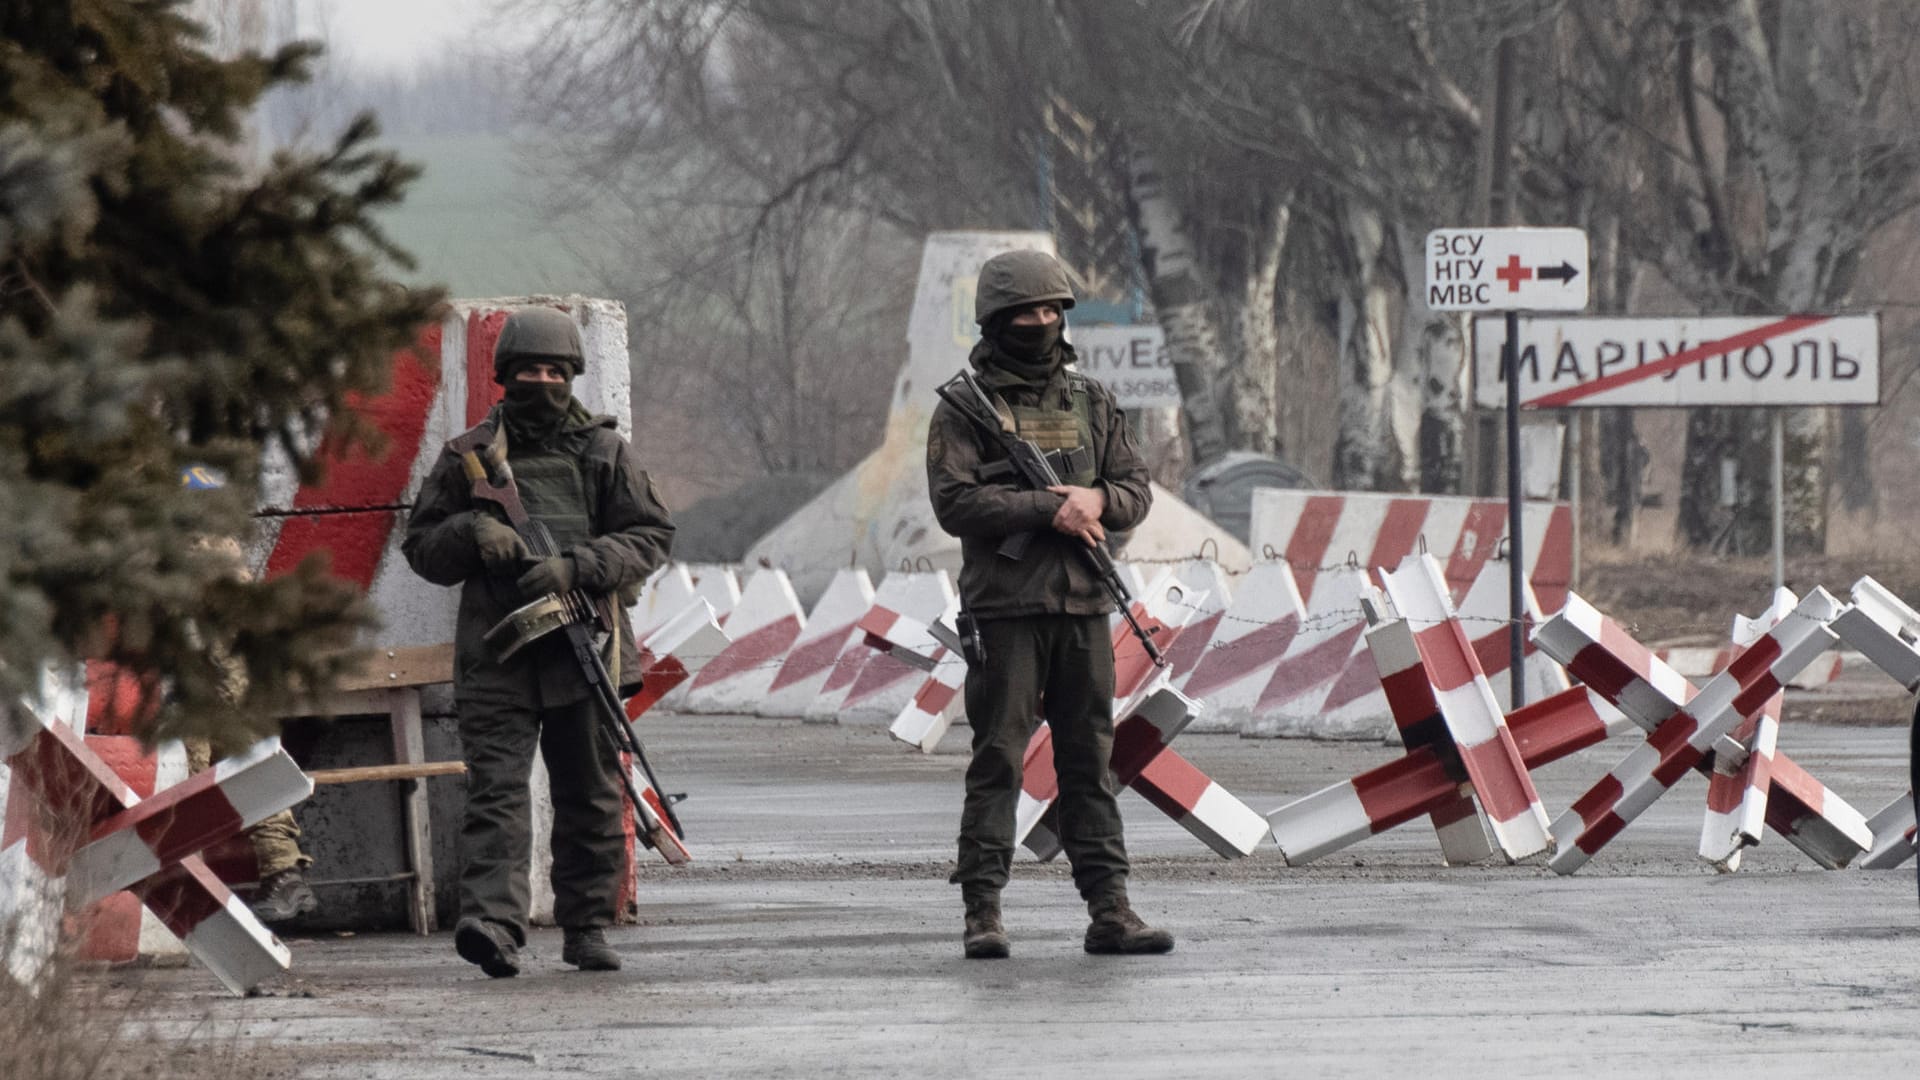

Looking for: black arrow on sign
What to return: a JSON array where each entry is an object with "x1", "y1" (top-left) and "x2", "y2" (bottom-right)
[{"x1": 1537, "y1": 261, "x2": 1579, "y2": 284}]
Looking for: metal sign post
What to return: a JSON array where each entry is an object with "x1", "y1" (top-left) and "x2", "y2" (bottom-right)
[{"x1": 1428, "y1": 227, "x2": 1589, "y2": 708}]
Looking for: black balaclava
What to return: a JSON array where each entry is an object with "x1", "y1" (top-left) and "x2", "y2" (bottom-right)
[
  {"x1": 985, "y1": 303, "x2": 1065, "y2": 383},
  {"x1": 500, "y1": 357, "x2": 575, "y2": 445}
]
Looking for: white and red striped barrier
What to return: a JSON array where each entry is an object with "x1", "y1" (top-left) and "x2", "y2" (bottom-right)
[
  {"x1": 1379, "y1": 555, "x2": 1553, "y2": 861},
  {"x1": 1017, "y1": 573, "x2": 1265, "y2": 860},
  {"x1": 1160, "y1": 559, "x2": 1235, "y2": 686},
  {"x1": 1697, "y1": 598, "x2": 1792, "y2": 871},
  {"x1": 1176, "y1": 561, "x2": 1301, "y2": 732},
  {"x1": 1861, "y1": 792, "x2": 1917, "y2": 870},
  {"x1": 1365, "y1": 611, "x2": 1492, "y2": 864},
  {"x1": 62, "y1": 737, "x2": 310, "y2": 905},
  {"x1": 1248, "y1": 490, "x2": 1573, "y2": 614},
  {"x1": 1654, "y1": 645, "x2": 1844, "y2": 690},
  {"x1": 680, "y1": 564, "x2": 743, "y2": 625},
  {"x1": 813, "y1": 571, "x2": 956, "y2": 724},
  {"x1": 1830, "y1": 577, "x2": 1920, "y2": 692},
  {"x1": 682, "y1": 568, "x2": 806, "y2": 714},
  {"x1": 761, "y1": 568, "x2": 875, "y2": 718},
  {"x1": 631, "y1": 564, "x2": 698, "y2": 643},
  {"x1": 1536, "y1": 589, "x2": 1853, "y2": 874},
  {"x1": 1020, "y1": 685, "x2": 1264, "y2": 860},
  {"x1": 1, "y1": 700, "x2": 297, "y2": 995},
  {"x1": 624, "y1": 599, "x2": 731, "y2": 721},
  {"x1": 1452, "y1": 556, "x2": 1569, "y2": 711},
  {"x1": 1268, "y1": 683, "x2": 1632, "y2": 865},
  {"x1": 864, "y1": 603, "x2": 965, "y2": 753}
]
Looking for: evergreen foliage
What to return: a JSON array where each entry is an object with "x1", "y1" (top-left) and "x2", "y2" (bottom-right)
[{"x1": 0, "y1": 1, "x2": 442, "y2": 744}]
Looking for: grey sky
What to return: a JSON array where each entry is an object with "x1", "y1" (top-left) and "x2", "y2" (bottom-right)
[{"x1": 293, "y1": 0, "x2": 519, "y2": 72}]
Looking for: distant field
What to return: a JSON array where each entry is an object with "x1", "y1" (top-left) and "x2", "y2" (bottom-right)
[{"x1": 372, "y1": 133, "x2": 597, "y2": 299}]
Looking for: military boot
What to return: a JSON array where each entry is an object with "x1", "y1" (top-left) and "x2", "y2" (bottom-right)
[
  {"x1": 454, "y1": 917, "x2": 522, "y2": 978},
  {"x1": 962, "y1": 896, "x2": 1009, "y2": 960},
  {"x1": 249, "y1": 868, "x2": 318, "y2": 925},
  {"x1": 1083, "y1": 894, "x2": 1173, "y2": 955},
  {"x1": 561, "y1": 927, "x2": 622, "y2": 972}
]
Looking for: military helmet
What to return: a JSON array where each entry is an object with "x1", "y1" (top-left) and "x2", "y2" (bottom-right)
[
  {"x1": 974, "y1": 250, "x2": 1076, "y2": 325},
  {"x1": 493, "y1": 307, "x2": 585, "y2": 382}
]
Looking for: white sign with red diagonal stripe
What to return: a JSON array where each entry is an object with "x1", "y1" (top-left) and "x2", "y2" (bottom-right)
[{"x1": 1472, "y1": 314, "x2": 1880, "y2": 408}]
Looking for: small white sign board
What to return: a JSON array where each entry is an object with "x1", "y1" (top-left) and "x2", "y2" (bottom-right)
[
  {"x1": 1472, "y1": 314, "x2": 1880, "y2": 408},
  {"x1": 1071, "y1": 324, "x2": 1181, "y2": 408},
  {"x1": 1426, "y1": 227, "x2": 1589, "y2": 312}
]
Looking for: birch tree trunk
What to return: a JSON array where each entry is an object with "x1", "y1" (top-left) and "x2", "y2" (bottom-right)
[
  {"x1": 1330, "y1": 199, "x2": 1411, "y2": 490},
  {"x1": 1675, "y1": 1, "x2": 1881, "y2": 554},
  {"x1": 1127, "y1": 150, "x2": 1289, "y2": 466},
  {"x1": 1396, "y1": 224, "x2": 1467, "y2": 494}
]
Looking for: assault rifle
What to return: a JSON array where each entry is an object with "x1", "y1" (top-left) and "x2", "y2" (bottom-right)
[
  {"x1": 934, "y1": 370, "x2": 1166, "y2": 668},
  {"x1": 449, "y1": 427, "x2": 690, "y2": 865}
]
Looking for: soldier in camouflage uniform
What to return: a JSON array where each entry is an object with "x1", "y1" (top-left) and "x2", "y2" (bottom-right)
[
  {"x1": 925, "y1": 250, "x2": 1174, "y2": 959},
  {"x1": 181, "y1": 519, "x2": 316, "y2": 925},
  {"x1": 403, "y1": 308, "x2": 674, "y2": 978}
]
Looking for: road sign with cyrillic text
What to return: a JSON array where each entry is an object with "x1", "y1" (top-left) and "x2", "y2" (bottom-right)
[
  {"x1": 1471, "y1": 314, "x2": 1880, "y2": 408},
  {"x1": 1426, "y1": 228, "x2": 1589, "y2": 312}
]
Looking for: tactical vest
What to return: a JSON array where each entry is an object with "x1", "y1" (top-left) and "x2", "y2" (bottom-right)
[
  {"x1": 997, "y1": 372, "x2": 1098, "y2": 487},
  {"x1": 511, "y1": 438, "x2": 596, "y2": 552}
]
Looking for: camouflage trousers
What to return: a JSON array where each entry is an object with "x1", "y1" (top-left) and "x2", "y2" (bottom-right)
[{"x1": 184, "y1": 737, "x2": 311, "y2": 878}]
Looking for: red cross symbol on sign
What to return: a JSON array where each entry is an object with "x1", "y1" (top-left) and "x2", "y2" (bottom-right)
[{"x1": 1495, "y1": 254, "x2": 1533, "y2": 292}]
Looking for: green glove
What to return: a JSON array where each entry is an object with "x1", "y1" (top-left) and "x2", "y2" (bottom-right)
[
  {"x1": 517, "y1": 555, "x2": 577, "y2": 599},
  {"x1": 470, "y1": 515, "x2": 529, "y2": 571}
]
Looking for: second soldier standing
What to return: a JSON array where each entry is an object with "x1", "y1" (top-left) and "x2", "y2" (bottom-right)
[{"x1": 925, "y1": 250, "x2": 1174, "y2": 959}]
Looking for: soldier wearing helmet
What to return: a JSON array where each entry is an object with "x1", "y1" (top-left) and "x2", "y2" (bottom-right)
[
  {"x1": 925, "y1": 249, "x2": 1172, "y2": 959},
  {"x1": 403, "y1": 306, "x2": 674, "y2": 978}
]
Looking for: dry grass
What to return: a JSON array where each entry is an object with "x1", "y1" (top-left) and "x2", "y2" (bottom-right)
[{"x1": 1578, "y1": 544, "x2": 1920, "y2": 643}]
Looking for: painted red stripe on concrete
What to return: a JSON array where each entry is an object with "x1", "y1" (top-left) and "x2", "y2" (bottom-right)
[
  {"x1": 1184, "y1": 615, "x2": 1301, "y2": 699},
  {"x1": 856, "y1": 606, "x2": 904, "y2": 640},
  {"x1": 464, "y1": 309, "x2": 510, "y2": 427},
  {"x1": 1531, "y1": 315, "x2": 1831, "y2": 408},
  {"x1": 1565, "y1": 643, "x2": 1639, "y2": 702},
  {"x1": 1411, "y1": 622, "x2": 1479, "y2": 693},
  {"x1": 1469, "y1": 623, "x2": 1534, "y2": 679},
  {"x1": 1576, "y1": 812, "x2": 1630, "y2": 854},
  {"x1": 1163, "y1": 611, "x2": 1223, "y2": 680},
  {"x1": 1530, "y1": 506, "x2": 1574, "y2": 613},
  {"x1": 1457, "y1": 736, "x2": 1536, "y2": 821},
  {"x1": 265, "y1": 329, "x2": 441, "y2": 589},
  {"x1": 841, "y1": 652, "x2": 920, "y2": 707},
  {"x1": 767, "y1": 623, "x2": 857, "y2": 691},
  {"x1": 126, "y1": 781, "x2": 246, "y2": 868},
  {"x1": 691, "y1": 615, "x2": 802, "y2": 690},
  {"x1": 1651, "y1": 744, "x2": 1706, "y2": 788},
  {"x1": 1507, "y1": 689, "x2": 1612, "y2": 762},
  {"x1": 1312, "y1": 630, "x2": 1388, "y2": 712},
  {"x1": 625, "y1": 653, "x2": 689, "y2": 718},
  {"x1": 1109, "y1": 716, "x2": 1176, "y2": 782},
  {"x1": 84, "y1": 659, "x2": 157, "y2": 736},
  {"x1": 1443, "y1": 502, "x2": 1508, "y2": 598},
  {"x1": 1365, "y1": 499, "x2": 1431, "y2": 581},
  {"x1": 914, "y1": 676, "x2": 959, "y2": 715},
  {"x1": 1020, "y1": 727, "x2": 1058, "y2": 801},
  {"x1": 132, "y1": 857, "x2": 230, "y2": 938},
  {"x1": 819, "y1": 640, "x2": 876, "y2": 693},
  {"x1": 1258, "y1": 622, "x2": 1369, "y2": 711},
  {"x1": 1131, "y1": 749, "x2": 1211, "y2": 816},
  {"x1": 1352, "y1": 751, "x2": 1458, "y2": 833},
  {"x1": 1283, "y1": 496, "x2": 1346, "y2": 604},
  {"x1": 1766, "y1": 754, "x2": 1827, "y2": 815},
  {"x1": 1569, "y1": 774, "x2": 1625, "y2": 830},
  {"x1": 1378, "y1": 665, "x2": 1440, "y2": 732}
]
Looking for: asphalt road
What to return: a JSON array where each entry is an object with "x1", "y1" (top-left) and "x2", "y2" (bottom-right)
[{"x1": 116, "y1": 704, "x2": 1920, "y2": 1079}]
